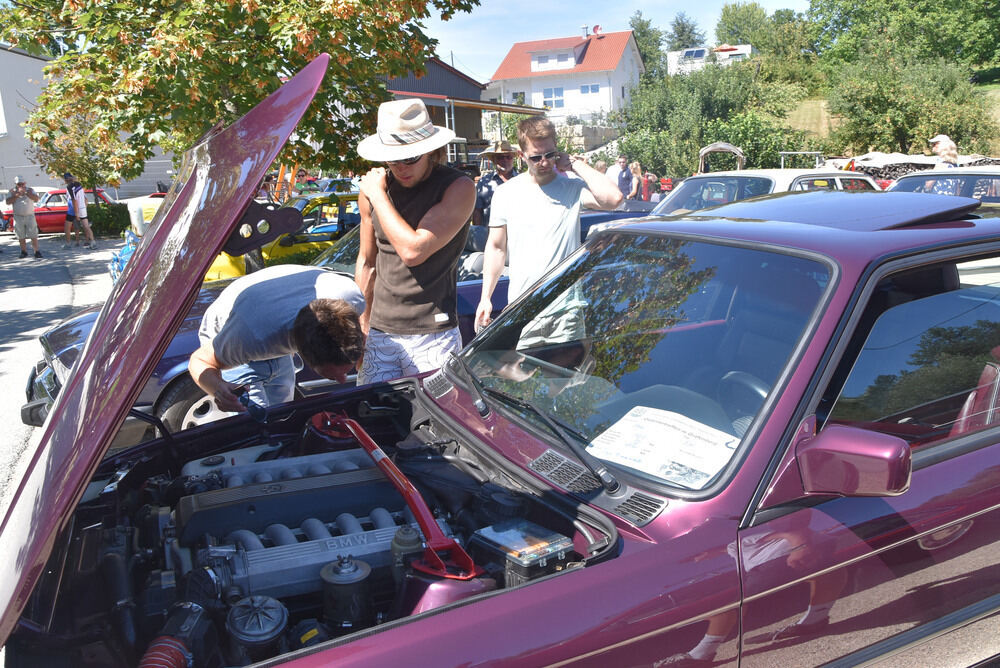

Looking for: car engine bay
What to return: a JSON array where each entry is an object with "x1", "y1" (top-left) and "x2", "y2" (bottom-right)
[{"x1": 8, "y1": 383, "x2": 617, "y2": 667}]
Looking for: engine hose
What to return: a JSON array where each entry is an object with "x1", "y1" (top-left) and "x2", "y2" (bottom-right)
[
  {"x1": 100, "y1": 552, "x2": 138, "y2": 658},
  {"x1": 138, "y1": 636, "x2": 190, "y2": 668}
]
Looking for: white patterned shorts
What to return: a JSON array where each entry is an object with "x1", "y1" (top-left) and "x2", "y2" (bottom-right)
[{"x1": 358, "y1": 327, "x2": 462, "y2": 385}]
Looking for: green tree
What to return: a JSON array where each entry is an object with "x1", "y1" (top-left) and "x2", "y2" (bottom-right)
[
  {"x1": 666, "y1": 12, "x2": 706, "y2": 51},
  {"x1": 1, "y1": 0, "x2": 478, "y2": 184},
  {"x1": 24, "y1": 110, "x2": 124, "y2": 190},
  {"x1": 703, "y1": 110, "x2": 809, "y2": 169},
  {"x1": 808, "y1": 0, "x2": 1000, "y2": 67},
  {"x1": 827, "y1": 51, "x2": 998, "y2": 154},
  {"x1": 622, "y1": 61, "x2": 807, "y2": 176},
  {"x1": 629, "y1": 10, "x2": 666, "y2": 80},
  {"x1": 716, "y1": 1, "x2": 770, "y2": 46}
]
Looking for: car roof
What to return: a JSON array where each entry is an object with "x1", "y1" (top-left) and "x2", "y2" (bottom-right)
[
  {"x1": 892, "y1": 165, "x2": 1000, "y2": 181},
  {"x1": 613, "y1": 191, "x2": 1000, "y2": 268},
  {"x1": 684, "y1": 190, "x2": 980, "y2": 230},
  {"x1": 688, "y1": 168, "x2": 877, "y2": 186}
]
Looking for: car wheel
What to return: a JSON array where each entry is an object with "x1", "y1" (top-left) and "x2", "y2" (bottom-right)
[{"x1": 156, "y1": 376, "x2": 234, "y2": 432}]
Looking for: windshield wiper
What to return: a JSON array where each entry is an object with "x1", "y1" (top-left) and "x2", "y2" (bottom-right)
[
  {"x1": 480, "y1": 386, "x2": 621, "y2": 495},
  {"x1": 448, "y1": 353, "x2": 490, "y2": 417}
]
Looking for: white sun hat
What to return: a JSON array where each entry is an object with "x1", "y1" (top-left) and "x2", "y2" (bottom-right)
[{"x1": 357, "y1": 98, "x2": 455, "y2": 162}]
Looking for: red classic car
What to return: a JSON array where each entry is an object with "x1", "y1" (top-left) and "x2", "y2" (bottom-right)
[{"x1": 4, "y1": 55, "x2": 1000, "y2": 668}]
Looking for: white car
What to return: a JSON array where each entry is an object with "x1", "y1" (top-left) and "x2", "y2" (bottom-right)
[
  {"x1": 652, "y1": 168, "x2": 882, "y2": 216},
  {"x1": 887, "y1": 165, "x2": 1000, "y2": 204}
]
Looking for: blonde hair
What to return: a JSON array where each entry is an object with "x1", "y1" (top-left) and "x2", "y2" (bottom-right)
[
  {"x1": 933, "y1": 139, "x2": 958, "y2": 165},
  {"x1": 629, "y1": 161, "x2": 642, "y2": 177}
]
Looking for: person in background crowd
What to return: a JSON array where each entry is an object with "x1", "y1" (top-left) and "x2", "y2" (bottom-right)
[
  {"x1": 62, "y1": 172, "x2": 96, "y2": 250},
  {"x1": 475, "y1": 116, "x2": 623, "y2": 333},
  {"x1": 627, "y1": 161, "x2": 643, "y2": 200},
  {"x1": 593, "y1": 160, "x2": 608, "y2": 174},
  {"x1": 641, "y1": 168, "x2": 658, "y2": 201},
  {"x1": 257, "y1": 174, "x2": 276, "y2": 201},
  {"x1": 355, "y1": 98, "x2": 476, "y2": 384},
  {"x1": 5, "y1": 176, "x2": 41, "y2": 258},
  {"x1": 930, "y1": 134, "x2": 959, "y2": 168},
  {"x1": 473, "y1": 140, "x2": 519, "y2": 226},
  {"x1": 189, "y1": 265, "x2": 365, "y2": 413},
  {"x1": 612, "y1": 155, "x2": 631, "y2": 199}
]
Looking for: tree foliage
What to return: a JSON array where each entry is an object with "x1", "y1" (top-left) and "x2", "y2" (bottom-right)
[
  {"x1": 666, "y1": 12, "x2": 706, "y2": 51},
  {"x1": 629, "y1": 11, "x2": 666, "y2": 80},
  {"x1": 808, "y1": 0, "x2": 1000, "y2": 67},
  {"x1": 24, "y1": 110, "x2": 125, "y2": 189},
  {"x1": 827, "y1": 51, "x2": 998, "y2": 154},
  {"x1": 0, "y1": 0, "x2": 478, "y2": 184},
  {"x1": 621, "y1": 62, "x2": 808, "y2": 176},
  {"x1": 716, "y1": 1, "x2": 770, "y2": 46}
]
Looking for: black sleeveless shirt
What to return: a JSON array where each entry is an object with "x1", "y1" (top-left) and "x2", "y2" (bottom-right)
[{"x1": 369, "y1": 164, "x2": 470, "y2": 334}]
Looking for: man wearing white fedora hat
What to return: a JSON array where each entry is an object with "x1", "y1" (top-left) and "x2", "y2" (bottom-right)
[{"x1": 355, "y1": 98, "x2": 476, "y2": 384}]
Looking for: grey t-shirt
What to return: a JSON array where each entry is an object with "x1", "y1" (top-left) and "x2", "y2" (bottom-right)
[
  {"x1": 199, "y1": 265, "x2": 365, "y2": 368},
  {"x1": 489, "y1": 172, "x2": 586, "y2": 301}
]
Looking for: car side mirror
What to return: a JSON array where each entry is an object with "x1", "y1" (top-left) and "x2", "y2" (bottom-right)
[{"x1": 797, "y1": 424, "x2": 911, "y2": 497}]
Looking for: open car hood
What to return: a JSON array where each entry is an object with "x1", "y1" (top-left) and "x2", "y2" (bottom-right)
[{"x1": 0, "y1": 54, "x2": 329, "y2": 643}]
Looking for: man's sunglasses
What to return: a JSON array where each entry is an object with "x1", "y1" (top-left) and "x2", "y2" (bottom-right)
[
  {"x1": 526, "y1": 150, "x2": 559, "y2": 163},
  {"x1": 386, "y1": 155, "x2": 423, "y2": 166}
]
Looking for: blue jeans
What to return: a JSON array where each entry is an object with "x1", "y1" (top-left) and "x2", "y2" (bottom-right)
[{"x1": 221, "y1": 355, "x2": 296, "y2": 408}]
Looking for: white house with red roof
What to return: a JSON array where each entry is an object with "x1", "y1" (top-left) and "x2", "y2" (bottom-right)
[{"x1": 485, "y1": 26, "x2": 644, "y2": 123}]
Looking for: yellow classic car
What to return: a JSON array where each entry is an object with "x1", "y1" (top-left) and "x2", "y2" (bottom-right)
[{"x1": 204, "y1": 190, "x2": 360, "y2": 281}]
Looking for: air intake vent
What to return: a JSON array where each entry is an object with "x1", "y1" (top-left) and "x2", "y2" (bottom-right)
[
  {"x1": 423, "y1": 371, "x2": 453, "y2": 399},
  {"x1": 615, "y1": 492, "x2": 667, "y2": 525},
  {"x1": 530, "y1": 450, "x2": 602, "y2": 494}
]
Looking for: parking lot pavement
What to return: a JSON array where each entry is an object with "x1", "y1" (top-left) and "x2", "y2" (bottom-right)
[{"x1": 0, "y1": 231, "x2": 119, "y2": 519}]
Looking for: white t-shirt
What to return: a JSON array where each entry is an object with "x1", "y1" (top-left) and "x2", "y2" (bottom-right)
[
  {"x1": 199, "y1": 265, "x2": 365, "y2": 367},
  {"x1": 489, "y1": 172, "x2": 587, "y2": 301}
]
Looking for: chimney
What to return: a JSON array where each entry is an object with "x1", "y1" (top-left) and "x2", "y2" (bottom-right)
[{"x1": 581, "y1": 25, "x2": 589, "y2": 38}]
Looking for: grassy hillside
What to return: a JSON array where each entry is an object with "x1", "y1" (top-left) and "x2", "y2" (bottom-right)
[
  {"x1": 783, "y1": 98, "x2": 833, "y2": 138},
  {"x1": 784, "y1": 91, "x2": 1000, "y2": 155}
]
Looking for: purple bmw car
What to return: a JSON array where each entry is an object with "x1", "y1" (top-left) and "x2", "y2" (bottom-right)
[{"x1": 4, "y1": 55, "x2": 1000, "y2": 667}]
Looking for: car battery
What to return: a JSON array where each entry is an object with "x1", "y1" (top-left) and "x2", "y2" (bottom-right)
[{"x1": 470, "y1": 519, "x2": 574, "y2": 587}]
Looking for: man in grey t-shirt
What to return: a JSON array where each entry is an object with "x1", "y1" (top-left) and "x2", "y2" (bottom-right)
[{"x1": 189, "y1": 265, "x2": 366, "y2": 413}]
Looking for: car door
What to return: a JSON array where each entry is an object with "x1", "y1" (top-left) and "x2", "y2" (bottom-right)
[
  {"x1": 739, "y1": 250, "x2": 1000, "y2": 666},
  {"x1": 35, "y1": 192, "x2": 67, "y2": 232}
]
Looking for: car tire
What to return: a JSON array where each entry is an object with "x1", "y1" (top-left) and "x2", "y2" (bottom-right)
[{"x1": 156, "y1": 375, "x2": 234, "y2": 432}]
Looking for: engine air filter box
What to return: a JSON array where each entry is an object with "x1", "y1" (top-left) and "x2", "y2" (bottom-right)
[{"x1": 470, "y1": 519, "x2": 573, "y2": 587}]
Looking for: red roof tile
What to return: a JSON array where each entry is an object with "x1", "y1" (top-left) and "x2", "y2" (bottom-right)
[{"x1": 491, "y1": 30, "x2": 635, "y2": 81}]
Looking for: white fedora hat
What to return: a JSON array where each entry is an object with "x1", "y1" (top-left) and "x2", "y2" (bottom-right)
[{"x1": 357, "y1": 98, "x2": 455, "y2": 162}]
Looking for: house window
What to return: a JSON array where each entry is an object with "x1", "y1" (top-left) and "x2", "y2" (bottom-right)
[
  {"x1": 511, "y1": 92, "x2": 525, "y2": 105},
  {"x1": 557, "y1": 53, "x2": 569, "y2": 63},
  {"x1": 543, "y1": 87, "x2": 564, "y2": 109},
  {"x1": 729, "y1": 54, "x2": 745, "y2": 62},
  {"x1": 580, "y1": 84, "x2": 600, "y2": 95},
  {"x1": 0, "y1": 90, "x2": 7, "y2": 138},
  {"x1": 537, "y1": 55, "x2": 549, "y2": 64}
]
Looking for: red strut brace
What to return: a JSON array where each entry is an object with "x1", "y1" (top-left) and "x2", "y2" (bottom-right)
[{"x1": 315, "y1": 412, "x2": 483, "y2": 580}]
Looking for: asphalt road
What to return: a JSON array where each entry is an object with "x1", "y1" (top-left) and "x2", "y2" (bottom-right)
[{"x1": 0, "y1": 230, "x2": 118, "y2": 520}]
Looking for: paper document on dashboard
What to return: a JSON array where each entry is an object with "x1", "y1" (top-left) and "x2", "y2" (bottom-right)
[{"x1": 587, "y1": 406, "x2": 739, "y2": 488}]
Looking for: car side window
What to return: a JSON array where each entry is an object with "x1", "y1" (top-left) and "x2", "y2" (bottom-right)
[
  {"x1": 821, "y1": 257, "x2": 1000, "y2": 447},
  {"x1": 47, "y1": 194, "x2": 66, "y2": 206},
  {"x1": 840, "y1": 178, "x2": 875, "y2": 191}
]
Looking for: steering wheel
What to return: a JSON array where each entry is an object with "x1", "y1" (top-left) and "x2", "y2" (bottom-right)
[{"x1": 717, "y1": 371, "x2": 771, "y2": 419}]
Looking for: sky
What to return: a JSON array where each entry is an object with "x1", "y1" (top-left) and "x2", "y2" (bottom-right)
[{"x1": 423, "y1": 0, "x2": 810, "y2": 83}]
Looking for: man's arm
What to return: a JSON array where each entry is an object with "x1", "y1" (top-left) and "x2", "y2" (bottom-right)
[
  {"x1": 354, "y1": 191, "x2": 378, "y2": 334},
  {"x1": 475, "y1": 225, "x2": 508, "y2": 332},
  {"x1": 188, "y1": 344, "x2": 245, "y2": 413},
  {"x1": 27, "y1": 188, "x2": 39, "y2": 203},
  {"x1": 360, "y1": 167, "x2": 475, "y2": 267},
  {"x1": 572, "y1": 156, "x2": 624, "y2": 210}
]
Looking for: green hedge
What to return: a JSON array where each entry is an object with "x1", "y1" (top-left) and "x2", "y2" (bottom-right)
[
  {"x1": 88, "y1": 202, "x2": 131, "y2": 237},
  {"x1": 265, "y1": 247, "x2": 328, "y2": 267}
]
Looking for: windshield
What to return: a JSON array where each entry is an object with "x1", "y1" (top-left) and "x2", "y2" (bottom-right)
[
  {"x1": 312, "y1": 225, "x2": 360, "y2": 273},
  {"x1": 890, "y1": 173, "x2": 1000, "y2": 201},
  {"x1": 651, "y1": 176, "x2": 773, "y2": 215},
  {"x1": 460, "y1": 232, "x2": 829, "y2": 490}
]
